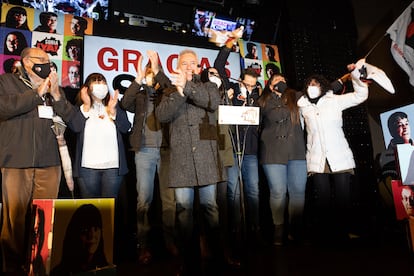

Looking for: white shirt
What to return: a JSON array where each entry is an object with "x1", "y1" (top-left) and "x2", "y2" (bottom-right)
[{"x1": 81, "y1": 103, "x2": 119, "y2": 169}]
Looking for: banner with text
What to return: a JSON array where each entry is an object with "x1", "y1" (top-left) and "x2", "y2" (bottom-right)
[{"x1": 83, "y1": 35, "x2": 242, "y2": 94}]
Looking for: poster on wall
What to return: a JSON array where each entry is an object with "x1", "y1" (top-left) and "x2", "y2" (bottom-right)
[
  {"x1": 238, "y1": 39, "x2": 282, "y2": 86},
  {"x1": 395, "y1": 144, "x2": 414, "y2": 185},
  {"x1": 32, "y1": 9, "x2": 65, "y2": 34},
  {"x1": 391, "y1": 180, "x2": 414, "y2": 220},
  {"x1": 378, "y1": 103, "x2": 414, "y2": 174},
  {"x1": 380, "y1": 103, "x2": 414, "y2": 149},
  {"x1": 0, "y1": 26, "x2": 31, "y2": 74},
  {"x1": 0, "y1": 3, "x2": 92, "y2": 85},
  {"x1": 0, "y1": 3, "x2": 35, "y2": 31},
  {"x1": 27, "y1": 198, "x2": 116, "y2": 275},
  {"x1": 49, "y1": 198, "x2": 116, "y2": 275},
  {"x1": 27, "y1": 199, "x2": 54, "y2": 276}
]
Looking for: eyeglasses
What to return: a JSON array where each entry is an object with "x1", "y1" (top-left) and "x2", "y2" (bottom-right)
[{"x1": 242, "y1": 82, "x2": 257, "y2": 89}]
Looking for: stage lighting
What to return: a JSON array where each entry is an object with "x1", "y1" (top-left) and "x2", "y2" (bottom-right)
[{"x1": 119, "y1": 13, "x2": 128, "y2": 24}]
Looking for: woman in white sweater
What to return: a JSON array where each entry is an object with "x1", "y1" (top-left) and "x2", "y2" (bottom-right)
[{"x1": 297, "y1": 63, "x2": 369, "y2": 243}]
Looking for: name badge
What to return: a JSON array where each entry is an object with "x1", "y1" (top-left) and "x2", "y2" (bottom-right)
[{"x1": 38, "y1": 105, "x2": 53, "y2": 119}]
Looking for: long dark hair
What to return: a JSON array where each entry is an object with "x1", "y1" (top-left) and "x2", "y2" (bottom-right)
[
  {"x1": 265, "y1": 45, "x2": 276, "y2": 62},
  {"x1": 257, "y1": 73, "x2": 300, "y2": 125},
  {"x1": 57, "y1": 204, "x2": 108, "y2": 273},
  {"x1": 3, "y1": 31, "x2": 28, "y2": 55},
  {"x1": 5, "y1": 7, "x2": 30, "y2": 30}
]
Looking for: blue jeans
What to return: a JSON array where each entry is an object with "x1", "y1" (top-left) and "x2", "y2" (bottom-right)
[
  {"x1": 175, "y1": 185, "x2": 219, "y2": 246},
  {"x1": 159, "y1": 148, "x2": 176, "y2": 247},
  {"x1": 78, "y1": 167, "x2": 123, "y2": 198},
  {"x1": 262, "y1": 160, "x2": 307, "y2": 226},
  {"x1": 135, "y1": 147, "x2": 160, "y2": 248},
  {"x1": 227, "y1": 154, "x2": 260, "y2": 231}
]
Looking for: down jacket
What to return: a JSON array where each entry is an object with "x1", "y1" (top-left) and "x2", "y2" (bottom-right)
[{"x1": 297, "y1": 77, "x2": 368, "y2": 173}]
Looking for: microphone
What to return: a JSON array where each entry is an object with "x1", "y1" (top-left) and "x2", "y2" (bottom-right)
[
  {"x1": 210, "y1": 71, "x2": 240, "y2": 83},
  {"x1": 229, "y1": 76, "x2": 242, "y2": 83},
  {"x1": 191, "y1": 70, "x2": 201, "y2": 83},
  {"x1": 246, "y1": 90, "x2": 251, "y2": 106}
]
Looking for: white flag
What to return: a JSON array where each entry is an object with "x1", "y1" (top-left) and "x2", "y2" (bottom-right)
[{"x1": 386, "y1": 1, "x2": 414, "y2": 86}]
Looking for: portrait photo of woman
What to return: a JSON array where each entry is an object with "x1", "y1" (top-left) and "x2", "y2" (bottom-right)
[
  {"x1": 3, "y1": 30, "x2": 28, "y2": 56},
  {"x1": 50, "y1": 204, "x2": 110, "y2": 275},
  {"x1": 2, "y1": 6, "x2": 31, "y2": 30}
]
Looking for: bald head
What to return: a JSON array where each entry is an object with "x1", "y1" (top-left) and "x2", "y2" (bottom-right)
[
  {"x1": 20, "y1": 47, "x2": 51, "y2": 86},
  {"x1": 21, "y1": 47, "x2": 49, "y2": 62}
]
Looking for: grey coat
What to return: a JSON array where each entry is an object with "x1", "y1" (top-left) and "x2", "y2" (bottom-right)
[{"x1": 155, "y1": 72, "x2": 225, "y2": 188}]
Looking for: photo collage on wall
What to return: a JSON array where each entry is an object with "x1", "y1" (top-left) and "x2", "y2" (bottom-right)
[
  {"x1": 379, "y1": 104, "x2": 414, "y2": 227},
  {"x1": 0, "y1": 3, "x2": 93, "y2": 89},
  {"x1": 238, "y1": 39, "x2": 281, "y2": 88}
]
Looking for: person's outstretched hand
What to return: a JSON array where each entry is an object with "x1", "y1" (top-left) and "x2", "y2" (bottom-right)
[{"x1": 147, "y1": 50, "x2": 160, "y2": 75}]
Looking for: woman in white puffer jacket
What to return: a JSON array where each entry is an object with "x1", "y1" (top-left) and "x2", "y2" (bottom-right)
[{"x1": 297, "y1": 62, "x2": 369, "y2": 243}]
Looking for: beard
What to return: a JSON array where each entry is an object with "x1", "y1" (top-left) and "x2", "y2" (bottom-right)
[{"x1": 26, "y1": 69, "x2": 45, "y2": 89}]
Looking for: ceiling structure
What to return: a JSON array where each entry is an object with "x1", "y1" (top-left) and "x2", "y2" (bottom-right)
[{"x1": 111, "y1": 0, "x2": 282, "y2": 44}]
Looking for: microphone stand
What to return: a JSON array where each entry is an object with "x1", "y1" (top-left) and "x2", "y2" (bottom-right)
[
  {"x1": 234, "y1": 120, "x2": 247, "y2": 247},
  {"x1": 220, "y1": 77, "x2": 248, "y2": 258}
]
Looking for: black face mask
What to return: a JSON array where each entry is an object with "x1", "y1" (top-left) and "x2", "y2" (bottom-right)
[
  {"x1": 273, "y1": 81, "x2": 287, "y2": 93},
  {"x1": 32, "y1": 63, "x2": 51, "y2": 79}
]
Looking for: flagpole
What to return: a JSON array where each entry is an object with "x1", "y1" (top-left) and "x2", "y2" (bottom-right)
[
  {"x1": 365, "y1": 1, "x2": 414, "y2": 59},
  {"x1": 364, "y1": 33, "x2": 387, "y2": 59}
]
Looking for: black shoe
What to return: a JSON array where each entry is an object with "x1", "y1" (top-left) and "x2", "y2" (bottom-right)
[
  {"x1": 273, "y1": 225, "x2": 284, "y2": 246},
  {"x1": 226, "y1": 256, "x2": 241, "y2": 268},
  {"x1": 137, "y1": 248, "x2": 152, "y2": 265}
]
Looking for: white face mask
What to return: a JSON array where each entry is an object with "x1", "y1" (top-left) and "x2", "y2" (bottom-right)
[
  {"x1": 209, "y1": 76, "x2": 222, "y2": 88},
  {"x1": 91, "y1": 83, "x2": 108, "y2": 100},
  {"x1": 307, "y1": 85, "x2": 321, "y2": 99}
]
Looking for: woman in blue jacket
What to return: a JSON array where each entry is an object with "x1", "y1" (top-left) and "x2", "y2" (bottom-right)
[{"x1": 59, "y1": 73, "x2": 131, "y2": 198}]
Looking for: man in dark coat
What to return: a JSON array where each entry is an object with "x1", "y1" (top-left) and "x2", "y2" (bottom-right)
[
  {"x1": 0, "y1": 47, "x2": 70, "y2": 274},
  {"x1": 155, "y1": 49, "x2": 225, "y2": 275}
]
